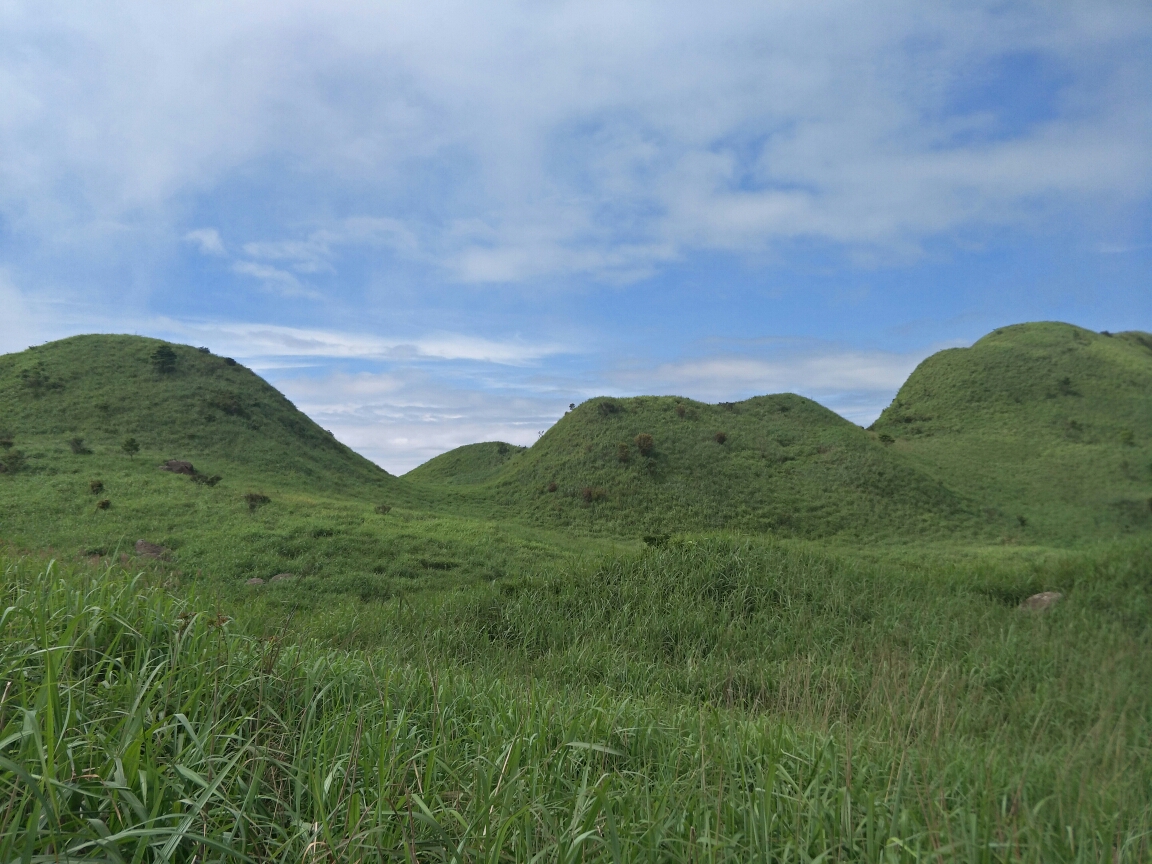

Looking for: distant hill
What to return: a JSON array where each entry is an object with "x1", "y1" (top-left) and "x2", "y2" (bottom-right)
[
  {"x1": 405, "y1": 393, "x2": 982, "y2": 539},
  {"x1": 870, "y1": 322, "x2": 1152, "y2": 538},
  {"x1": 0, "y1": 335, "x2": 392, "y2": 491},
  {"x1": 406, "y1": 441, "x2": 528, "y2": 486}
]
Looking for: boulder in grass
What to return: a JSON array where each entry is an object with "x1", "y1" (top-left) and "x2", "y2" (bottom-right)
[
  {"x1": 159, "y1": 460, "x2": 196, "y2": 475},
  {"x1": 1019, "y1": 591, "x2": 1063, "y2": 612},
  {"x1": 270, "y1": 572, "x2": 295, "y2": 583},
  {"x1": 135, "y1": 540, "x2": 167, "y2": 559},
  {"x1": 246, "y1": 577, "x2": 265, "y2": 586}
]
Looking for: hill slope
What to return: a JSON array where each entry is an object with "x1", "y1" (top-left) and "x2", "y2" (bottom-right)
[
  {"x1": 0, "y1": 334, "x2": 391, "y2": 490},
  {"x1": 870, "y1": 322, "x2": 1152, "y2": 539},
  {"x1": 407, "y1": 393, "x2": 983, "y2": 539}
]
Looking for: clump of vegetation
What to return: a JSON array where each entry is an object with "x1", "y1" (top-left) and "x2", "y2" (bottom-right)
[
  {"x1": 616, "y1": 442, "x2": 630, "y2": 462},
  {"x1": 598, "y1": 399, "x2": 620, "y2": 417},
  {"x1": 714, "y1": 431, "x2": 727, "y2": 444},
  {"x1": 580, "y1": 486, "x2": 607, "y2": 503},
  {"x1": 244, "y1": 492, "x2": 271, "y2": 513},
  {"x1": 374, "y1": 503, "x2": 392, "y2": 514},
  {"x1": 89, "y1": 479, "x2": 103, "y2": 494},
  {"x1": 68, "y1": 436, "x2": 92, "y2": 455},
  {"x1": 121, "y1": 437, "x2": 140, "y2": 458},
  {"x1": 19, "y1": 362, "x2": 62, "y2": 396},
  {"x1": 190, "y1": 472, "x2": 223, "y2": 486},
  {"x1": 635, "y1": 433, "x2": 654, "y2": 455},
  {"x1": 197, "y1": 346, "x2": 211, "y2": 353},
  {"x1": 0, "y1": 449, "x2": 26, "y2": 474},
  {"x1": 95, "y1": 498, "x2": 110, "y2": 510},
  {"x1": 546, "y1": 481, "x2": 558, "y2": 492},
  {"x1": 642, "y1": 533, "x2": 670, "y2": 547},
  {"x1": 675, "y1": 403, "x2": 686, "y2": 418},
  {"x1": 878, "y1": 433, "x2": 894, "y2": 445},
  {"x1": 150, "y1": 344, "x2": 178, "y2": 373},
  {"x1": 0, "y1": 432, "x2": 13, "y2": 450}
]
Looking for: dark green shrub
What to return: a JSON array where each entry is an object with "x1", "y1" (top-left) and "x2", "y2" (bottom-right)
[
  {"x1": 617, "y1": 442, "x2": 630, "y2": 463},
  {"x1": 121, "y1": 437, "x2": 140, "y2": 459},
  {"x1": 95, "y1": 498, "x2": 110, "y2": 510},
  {"x1": 0, "y1": 433, "x2": 13, "y2": 450},
  {"x1": 68, "y1": 437, "x2": 92, "y2": 455},
  {"x1": 0, "y1": 450, "x2": 25, "y2": 474},
  {"x1": 190, "y1": 473, "x2": 222, "y2": 486},
  {"x1": 580, "y1": 486, "x2": 607, "y2": 503},
  {"x1": 546, "y1": 482, "x2": 557, "y2": 493},
  {"x1": 224, "y1": 357, "x2": 237, "y2": 366},
  {"x1": 714, "y1": 431, "x2": 727, "y2": 445},
  {"x1": 197, "y1": 346, "x2": 211, "y2": 354},
  {"x1": 635, "y1": 433, "x2": 654, "y2": 455},
  {"x1": 674, "y1": 403, "x2": 686, "y2": 418},
  {"x1": 89, "y1": 479, "x2": 104, "y2": 494},
  {"x1": 878, "y1": 433, "x2": 894, "y2": 445},
  {"x1": 374, "y1": 503, "x2": 392, "y2": 515},
  {"x1": 150, "y1": 345, "x2": 177, "y2": 374},
  {"x1": 598, "y1": 400, "x2": 620, "y2": 417},
  {"x1": 244, "y1": 492, "x2": 271, "y2": 513},
  {"x1": 643, "y1": 533, "x2": 670, "y2": 548},
  {"x1": 1017, "y1": 515, "x2": 1028, "y2": 528}
]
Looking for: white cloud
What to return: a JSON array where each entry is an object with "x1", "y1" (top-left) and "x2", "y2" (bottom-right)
[
  {"x1": 0, "y1": 1, "x2": 1147, "y2": 283},
  {"x1": 184, "y1": 227, "x2": 225, "y2": 255},
  {"x1": 160, "y1": 321, "x2": 565, "y2": 366},
  {"x1": 230, "y1": 262, "x2": 320, "y2": 299}
]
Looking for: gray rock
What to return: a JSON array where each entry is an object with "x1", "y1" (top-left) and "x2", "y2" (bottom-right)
[
  {"x1": 246, "y1": 577, "x2": 265, "y2": 586},
  {"x1": 270, "y1": 572, "x2": 295, "y2": 582},
  {"x1": 1020, "y1": 591, "x2": 1063, "y2": 612}
]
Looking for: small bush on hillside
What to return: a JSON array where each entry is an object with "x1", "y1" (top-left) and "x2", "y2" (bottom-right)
[
  {"x1": 0, "y1": 450, "x2": 26, "y2": 474},
  {"x1": 598, "y1": 400, "x2": 620, "y2": 417},
  {"x1": 546, "y1": 482, "x2": 558, "y2": 493},
  {"x1": 0, "y1": 433, "x2": 13, "y2": 450},
  {"x1": 675, "y1": 403, "x2": 686, "y2": 418},
  {"x1": 224, "y1": 357, "x2": 237, "y2": 366},
  {"x1": 244, "y1": 492, "x2": 271, "y2": 513},
  {"x1": 197, "y1": 346, "x2": 211, "y2": 353},
  {"x1": 89, "y1": 479, "x2": 104, "y2": 494},
  {"x1": 95, "y1": 498, "x2": 110, "y2": 510},
  {"x1": 617, "y1": 442, "x2": 630, "y2": 463},
  {"x1": 150, "y1": 345, "x2": 177, "y2": 374},
  {"x1": 714, "y1": 431, "x2": 727, "y2": 445},
  {"x1": 121, "y1": 437, "x2": 140, "y2": 459},
  {"x1": 643, "y1": 533, "x2": 670, "y2": 548},
  {"x1": 68, "y1": 437, "x2": 92, "y2": 455},
  {"x1": 878, "y1": 433, "x2": 894, "y2": 445},
  {"x1": 19, "y1": 363, "x2": 62, "y2": 396},
  {"x1": 190, "y1": 473, "x2": 223, "y2": 486},
  {"x1": 497, "y1": 442, "x2": 509, "y2": 456},
  {"x1": 580, "y1": 486, "x2": 607, "y2": 503},
  {"x1": 1017, "y1": 515, "x2": 1028, "y2": 528},
  {"x1": 635, "y1": 433, "x2": 654, "y2": 455},
  {"x1": 374, "y1": 503, "x2": 392, "y2": 515}
]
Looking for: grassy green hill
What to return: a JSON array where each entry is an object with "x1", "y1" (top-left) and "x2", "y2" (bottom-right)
[
  {"x1": 871, "y1": 322, "x2": 1152, "y2": 540},
  {"x1": 0, "y1": 334, "x2": 390, "y2": 490},
  {"x1": 406, "y1": 440, "x2": 528, "y2": 485},
  {"x1": 0, "y1": 335, "x2": 595, "y2": 596},
  {"x1": 406, "y1": 393, "x2": 984, "y2": 540}
]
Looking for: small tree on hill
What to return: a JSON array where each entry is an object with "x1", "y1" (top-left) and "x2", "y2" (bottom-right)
[
  {"x1": 151, "y1": 345, "x2": 177, "y2": 374},
  {"x1": 122, "y1": 437, "x2": 140, "y2": 459},
  {"x1": 635, "y1": 433, "x2": 654, "y2": 456}
]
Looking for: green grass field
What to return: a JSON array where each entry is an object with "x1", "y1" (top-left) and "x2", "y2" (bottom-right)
[{"x1": 2, "y1": 322, "x2": 1151, "y2": 860}]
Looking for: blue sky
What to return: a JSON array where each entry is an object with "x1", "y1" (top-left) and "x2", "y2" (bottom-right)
[{"x1": 1, "y1": 1, "x2": 1149, "y2": 472}]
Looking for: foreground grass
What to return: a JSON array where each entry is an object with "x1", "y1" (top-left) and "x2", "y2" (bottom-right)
[{"x1": 3, "y1": 550, "x2": 1150, "y2": 861}]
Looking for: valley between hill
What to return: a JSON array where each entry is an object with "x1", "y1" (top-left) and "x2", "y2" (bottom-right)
[{"x1": 1, "y1": 321, "x2": 1150, "y2": 861}]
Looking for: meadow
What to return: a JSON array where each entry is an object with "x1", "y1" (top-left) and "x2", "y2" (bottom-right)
[{"x1": 2, "y1": 324, "x2": 1151, "y2": 860}]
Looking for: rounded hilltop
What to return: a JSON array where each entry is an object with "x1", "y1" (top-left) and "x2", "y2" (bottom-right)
[
  {"x1": 0, "y1": 334, "x2": 392, "y2": 491},
  {"x1": 406, "y1": 391, "x2": 978, "y2": 540},
  {"x1": 870, "y1": 321, "x2": 1152, "y2": 538}
]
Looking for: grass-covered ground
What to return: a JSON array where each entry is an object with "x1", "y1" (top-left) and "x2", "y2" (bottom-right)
[
  {"x1": 3, "y1": 541, "x2": 1149, "y2": 861},
  {"x1": 2, "y1": 323, "x2": 1151, "y2": 859}
]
